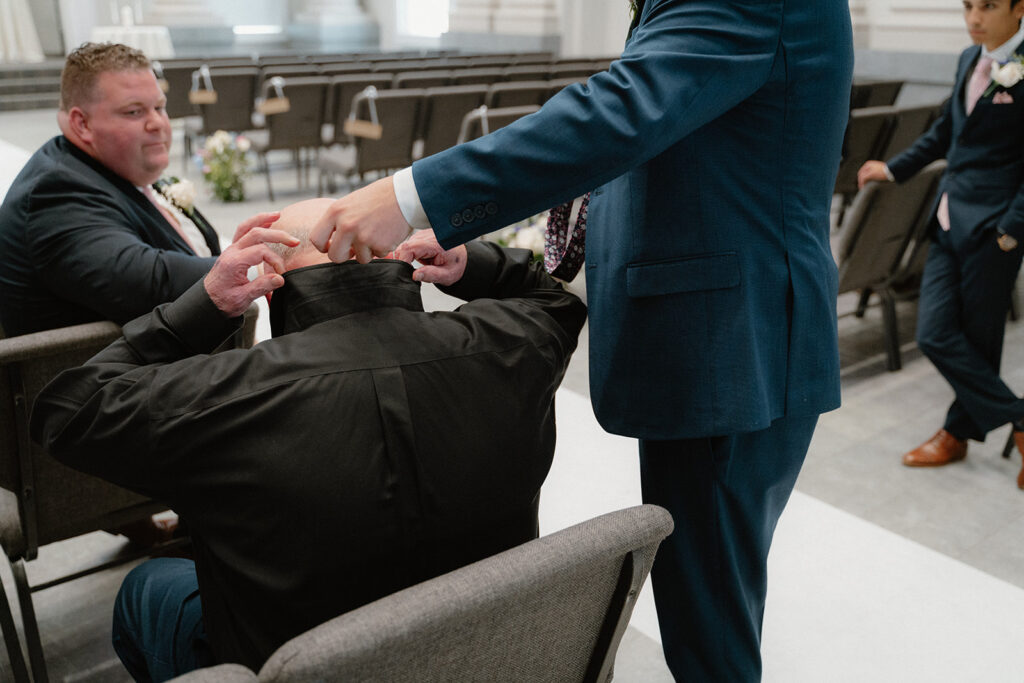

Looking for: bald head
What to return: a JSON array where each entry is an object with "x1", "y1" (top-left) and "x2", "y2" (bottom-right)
[{"x1": 268, "y1": 198, "x2": 337, "y2": 271}]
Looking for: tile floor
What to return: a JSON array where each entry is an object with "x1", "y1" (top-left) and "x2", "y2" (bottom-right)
[{"x1": 1, "y1": 109, "x2": 1022, "y2": 682}]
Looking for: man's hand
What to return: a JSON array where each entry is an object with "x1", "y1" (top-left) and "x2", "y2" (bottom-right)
[
  {"x1": 393, "y1": 229, "x2": 468, "y2": 286},
  {"x1": 857, "y1": 160, "x2": 891, "y2": 189},
  {"x1": 232, "y1": 211, "x2": 281, "y2": 243},
  {"x1": 204, "y1": 226, "x2": 299, "y2": 317},
  {"x1": 310, "y1": 177, "x2": 413, "y2": 264}
]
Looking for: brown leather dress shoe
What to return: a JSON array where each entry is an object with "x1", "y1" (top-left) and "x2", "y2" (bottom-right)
[
  {"x1": 1014, "y1": 431, "x2": 1024, "y2": 490},
  {"x1": 902, "y1": 429, "x2": 967, "y2": 467}
]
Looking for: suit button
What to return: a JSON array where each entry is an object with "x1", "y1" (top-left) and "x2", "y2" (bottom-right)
[
  {"x1": 474, "y1": 204, "x2": 487, "y2": 219},
  {"x1": 485, "y1": 201, "x2": 498, "y2": 215},
  {"x1": 462, "y1": 208, "x2": 475, "y2": 223},
  {"x1": 450, "y1": 213, "x2": 463, "y2": 227}
]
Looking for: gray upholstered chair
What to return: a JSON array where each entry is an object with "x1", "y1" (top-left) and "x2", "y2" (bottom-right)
[
  {"x1": 418, "y1": 85, "x2": 489, "y2": 158},
  {"x1": 0, "y1": 309, "x2": 258, "y2": 683},
  {"x1": 836, "y1": 160, "x2": 945, "y2": 371},
  {"x1": 485, "y1": 80, "x2": 550, "y2": 109},
  {"x1": 169, "y1": 504, "x2": 673, "y2": 683}
]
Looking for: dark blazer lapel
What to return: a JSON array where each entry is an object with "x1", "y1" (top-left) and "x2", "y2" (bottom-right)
[{"x1": 188, "y1": 206, "x2": 222, "y2": 255}]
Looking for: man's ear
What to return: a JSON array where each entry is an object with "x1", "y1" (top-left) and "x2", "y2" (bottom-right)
[{"x1": 66, "y1": 107, "x2": 93, "y2": 145}]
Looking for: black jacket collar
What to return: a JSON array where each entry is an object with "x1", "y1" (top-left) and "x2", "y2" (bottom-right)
[{"x1": 269, "y1": 259, "x2": 422, "y2": 337}]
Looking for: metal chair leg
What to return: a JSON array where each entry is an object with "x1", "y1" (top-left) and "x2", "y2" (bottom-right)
[
  {"x1": 12, "y1": 560, "x2": 47, "y2": 683},
  {"x1": 262, "y1": 153, "x2": 274, "y2": 202},
  {"x1": 0, "y1": 556, "x2": 30, "y2": 683},
  {"x1": 1003, "y1": 429, "x2": 1016, "y2": 459},
  {"x1": 880, "y1": 290, "x2": 902, "y2": 372}
]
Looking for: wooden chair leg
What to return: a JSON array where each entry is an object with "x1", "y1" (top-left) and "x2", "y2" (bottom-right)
[
  {"x1": 880, "y1": 290, "x2": 902, "y2": 372},
  {"x1": 11, "y1": 561, "x2": 46, "y2": 683},
  {"x1": 0, "y1": 556, "x2": 30, "y2": 683}
]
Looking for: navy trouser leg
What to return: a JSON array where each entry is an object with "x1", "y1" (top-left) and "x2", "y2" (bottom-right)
[
  {"x1": 916, "y1": 229, "x2": 1024, "y2": 440},
  {"x1": 639, "y1": 414, "x2": 817, "y2": 683},
  {"x1": 112, "y1": 558, "x2": 212, "y2": 682}
]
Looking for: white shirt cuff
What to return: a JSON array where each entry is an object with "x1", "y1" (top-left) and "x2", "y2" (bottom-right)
[
  {"x1": 883, "y1": 164, "x2": 895, "y2": 182},
  {"x1": 393, "y1": 167, "x2": 432, "y2": 230}
]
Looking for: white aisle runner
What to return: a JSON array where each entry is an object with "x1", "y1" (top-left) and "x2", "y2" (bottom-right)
[{"x1": 542, "y1": 388, "x2": 1024, "y2": 682}]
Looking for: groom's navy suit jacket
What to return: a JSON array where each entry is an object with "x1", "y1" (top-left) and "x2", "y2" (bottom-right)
[
  {"x1": 888, "y1": 44, "x2": 1024, "y2": 246},
  {"x1": 414, "y1": 0, "x2": 853, "y2": 439},
  {"x1": 0, "y1": 136, "x2": 219, "y2": 337}
]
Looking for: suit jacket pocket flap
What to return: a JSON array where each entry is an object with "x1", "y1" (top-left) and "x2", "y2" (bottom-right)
[{"x1": 626, "y1": 252, "x2": 739, "y2": 298}]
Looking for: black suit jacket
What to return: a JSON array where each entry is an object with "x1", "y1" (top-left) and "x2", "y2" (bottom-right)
[
  {"x1": 888, "y1": 44, "x2": 1024, "y2": 245},
  {"x1": 31, "y1": 242, "x2": 587, "y2": 670},
  {"x1": 0, "y1": 136, "x2": 218, "y2": 336}
]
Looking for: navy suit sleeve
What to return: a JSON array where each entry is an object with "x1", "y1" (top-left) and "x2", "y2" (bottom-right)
[
  {"x1": 412, "y1": 0, "x2": 783, "y2": 247},
  {"x1": 886, "y1": 96, "x2": 954, "y2": 183},
  {"x1": 25, "y1": 171, "x2": 216, "y2": 325}
]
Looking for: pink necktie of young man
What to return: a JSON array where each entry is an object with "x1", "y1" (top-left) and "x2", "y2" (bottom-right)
[{"x1": 937, "y1": 55, "x2": 994, "y2": 230}]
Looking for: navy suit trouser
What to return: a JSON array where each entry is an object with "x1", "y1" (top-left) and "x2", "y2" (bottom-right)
[
  {"x1": 112, "y1": 558, "x2": 212, "y2": 682},
  {"x1": 916, "y1": 226, "x2": 1024, "y2": 441},
  {"x1": 639, "y1": 414, "x2": 817, "y2": 682}
]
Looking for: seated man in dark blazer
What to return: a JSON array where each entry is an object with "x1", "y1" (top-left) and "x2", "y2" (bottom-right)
[
  {"x1": 0, "y1": 42, "x2": 242, "y2": 338},
  {"x1": 858, "y1": 0, "x2": 1024, "y2": 488},
  {"x1": 30, "y1": 198, "x2": 587, "y2": 679}
]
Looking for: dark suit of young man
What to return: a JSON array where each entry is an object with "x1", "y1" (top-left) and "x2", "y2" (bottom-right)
[
  {"x1": 309, "y1": 1, "x2": 854, "y2": 679},
  {"x1": 860, "y1": 1, "x2": 1024, "y2": 487},
  {"x1": 0, "y1": 135, "x2": 218, "y2": 336}
]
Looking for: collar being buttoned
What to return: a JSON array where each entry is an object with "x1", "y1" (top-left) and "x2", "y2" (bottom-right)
[{"x1": 269, "y1": 259, "x2": 422, "y2": 337}]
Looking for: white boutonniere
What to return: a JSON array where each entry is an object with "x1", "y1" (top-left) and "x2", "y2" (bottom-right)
[
  {"x1": 984, "y1": 55, "x2": 1024, "y2": 97},
  {"x1": 156, "y1": 177, "x2": 196, "y2": 217}
]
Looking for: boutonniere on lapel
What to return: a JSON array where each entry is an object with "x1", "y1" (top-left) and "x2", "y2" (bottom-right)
[
  {"x1": 983, "y1": 55, "x2": 1024, "y2": 101},
  {"x1": 154, "y1": 177, "x2": 197, "y2": 219}
]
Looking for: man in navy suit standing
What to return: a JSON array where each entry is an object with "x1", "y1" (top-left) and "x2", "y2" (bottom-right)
[
  {"x1": 307, "y1": 2, "x2": 853, "y2": 679},
  {"x1": 859, "y1": 0, "x2": 1024, "y2": 489}
]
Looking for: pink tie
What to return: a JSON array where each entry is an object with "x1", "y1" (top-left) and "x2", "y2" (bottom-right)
[
  {"x1": 966, "y1": 55, "x2": 993, "y2": 116},
  {"x1": 142, "y1": 185, "x2": 196, "y2": 253},
  {"x1": 937, "y1": 55, "x2": 993, "y2": 231},
  {"x1": 544, "y1": 193, "x2": 589, "y2": 281}
]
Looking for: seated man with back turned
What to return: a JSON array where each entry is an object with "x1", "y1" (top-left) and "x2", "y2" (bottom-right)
[
  {"x1": 31, "y1": 198, "x2": 587, "y2": 679},
  {"x1": 0, "y1": 42, "x2": 255, "y2": 337}
]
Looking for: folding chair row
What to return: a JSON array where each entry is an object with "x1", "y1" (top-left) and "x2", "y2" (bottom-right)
[
  {"x1": 833, "y1": 102, "x2": 944, "y2": 204},
  {"x1": 850, "y1": 78, "x2": 904, "y2": 109},
  {"x1": 835, "y1": 160, "x2": 946, "y2": 371}
]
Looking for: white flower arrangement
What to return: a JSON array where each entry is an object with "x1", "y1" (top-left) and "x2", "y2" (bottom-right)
[
  {"x1": 984, "y1": 55, "x2": 1024, "y2": 97},
  {"x1": 197, "y1": 130, "x2": 251, "y2": 202},
  {"x1": 485, "y1": 213, "x2": 546, "y2": 262}
]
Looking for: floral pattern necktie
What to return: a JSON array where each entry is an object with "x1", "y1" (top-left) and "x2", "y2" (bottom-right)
[{"x1": 543, "y1": 192, "x2": 590, "y2": 281}]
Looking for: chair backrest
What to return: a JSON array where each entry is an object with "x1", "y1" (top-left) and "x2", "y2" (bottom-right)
[
  {"x1": 503, "y1": 64, "x2": 552, "y2": 81},
  {"x1": 330, "y1": 74, "x2": 394, "y2": 143},
  {"x1": 877, "y1": 102, "x2": 943, "y2": 161},
  {"x1": 849, "y1": 79, "x2": 904, "y2": 109},
  {"x1": 485, "y1": 80, "x2": 550, "y2": 109},
  {"x1": 417, "y1": 85, "x2": 489, "y2": 158},
  {"x1": 550, "y1": 62, "x2": 597, "y2": 79},
  {"x1": 892, "y1": 160, "x2": 948, "y2": 287},
  {"x1": 320, "y1": 62, "x2": 373, "y2": 76},
  {"x1": 458, "y1": 104, "x2": 541, "y2": 144},
  {"x1": 393, "y1": 69, "x2": 452, "y2": 89},
  {"x1": 833, "y1": 105, "x2": 898, "y2": 197},
  {"x1": 451, "y1": 67, "x2": 506, "y2": 86},
  {"x1": 0, "y1": 322, "x2": 162, "y2": 560},
  {"x1": 351, "y1": 88, "x2": 425, "y2": 174},
  {"x1": 194, "y1": 67, "x2": 261, "y2": 134},
  {"x1": 512, "y1": 52, "x2": 554, "y2": 65},
  {"x1": 254, "y1": 505, "x2": 673, "y2": 683},
  {"x1": 462, "y1": 55, "x2": 513, "y2": 69},
  {"x1": 261, "y1": 77, "x2": 331, "y2": 150},
  {"x1": 153, "y1": 59, "x2": 203, "y2": 119},
  {"x1": 260, "y1": 64, "x2": 322, "y2": 86},
  {"x1": 836, "y1": 160, "x2": 945, "y2": 294}
]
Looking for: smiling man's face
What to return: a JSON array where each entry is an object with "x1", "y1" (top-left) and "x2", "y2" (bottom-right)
[
  {"x1": 73, "y1": 69, "x2": 171, "y2": 186},
  {"x1": 963, "y1": 0, "x2": 1024, "y2": 51}
]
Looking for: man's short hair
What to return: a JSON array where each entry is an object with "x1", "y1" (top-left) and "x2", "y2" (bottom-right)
[{"x1": 60, "y1": 42, "x2": 151, "y2": 112}]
